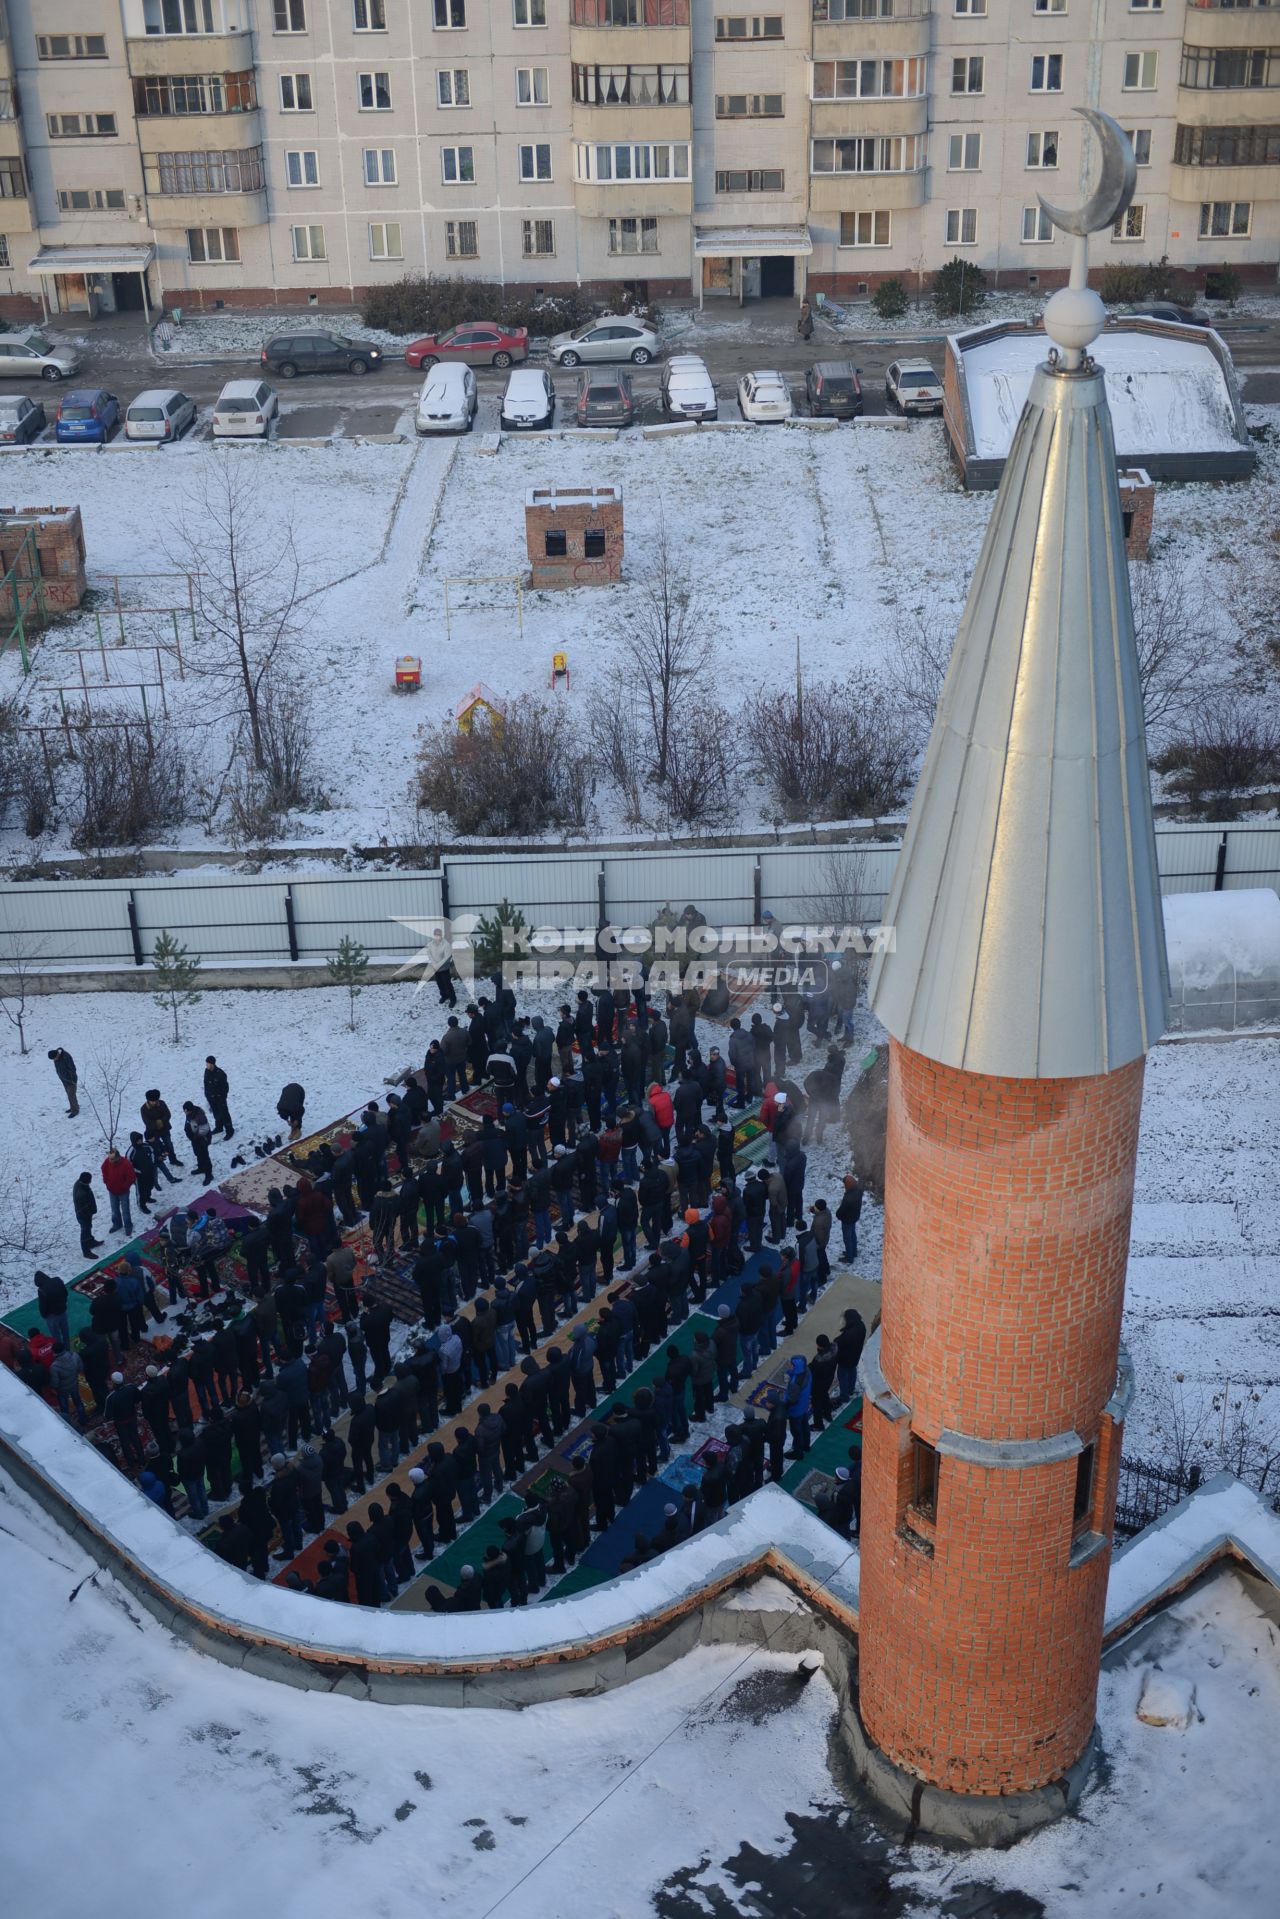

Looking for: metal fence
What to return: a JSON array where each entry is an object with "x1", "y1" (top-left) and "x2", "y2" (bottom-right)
[
  {"x1": 1, "y1": 820, "x2": 1279, "y2": 973},
  {"x1": 1113, "y1": 1457, "x2": 1202, "y2": 1539}
]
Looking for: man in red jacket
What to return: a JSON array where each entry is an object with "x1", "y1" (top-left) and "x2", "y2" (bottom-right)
[{"x1": 100, "y1": 1147, "x2": 137, "y2": 1238}]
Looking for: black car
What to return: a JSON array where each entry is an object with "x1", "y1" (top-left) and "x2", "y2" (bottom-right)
[
  {"x1": 805, "y1": 360, "x2": 864, "y2": 419},
  {"x1": 260, "y1": 331, "x2": 383, "y2": 378},
  {"x1": 1124, "y1": 302, "x2": 1213, "y2": 330},
  {"x1": 0, "y1": 394, "x2": 47, "y2": 444}
]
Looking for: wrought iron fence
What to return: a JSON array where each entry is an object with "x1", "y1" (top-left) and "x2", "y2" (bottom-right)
[{"x1": 1113, "y1": 1456, "x2": 1202, "y2": 1539}]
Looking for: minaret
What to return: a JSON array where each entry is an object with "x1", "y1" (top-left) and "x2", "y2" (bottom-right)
[{"x1": 856, "y1": 114, "x2": 1170, "y2": 1836}]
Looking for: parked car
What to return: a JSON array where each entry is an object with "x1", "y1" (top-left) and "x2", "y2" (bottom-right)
[
  {"x1": 405, "y1": 322, "x2": 528, "y2": 371},
  {"x1": 416, "y1": 363, "x2": 478, "y2": 435},
  {"x1": 659, "y1": 355, "x2": 717, "y2": 421},
  {"x1": 1124, "y1": 302, "x2": 1214, "y2": 329},
  {"x1": 124, "y1": 387, "x2": 197, "y2": 443},
  {"x1": 55, "y1": 388, "x2": 119, "y2": 443},
  {"x1": 886, "y1": 358, "x2": 944, "y2": 416},
  {"x1": 500, "y1": 366, "x2": 556, "y2": 431},
  {"x1": 805, "y1": 360, "x2": 863, "y2": 419},
  {"x1": 261, "y1": 332, "x2": 382, "y2": 378},
  {"x1": 575, "y1": 369, "x2": 634, "y2": 429},
  {"x1": 0, "y1": 333, "x2": 79, "y2": 382},
  {"x1": 0, "y1": 395, "x2": 47, "y2": 445},
  {"x1": 212, "y1": 378, "x2": 279, "y2": 439},
  {"x1": 548, "y1": 316, "x2": 659, "y2": 368},
  {"x1": 737, "y1": 369, "x2": 793, "y2": 424}
]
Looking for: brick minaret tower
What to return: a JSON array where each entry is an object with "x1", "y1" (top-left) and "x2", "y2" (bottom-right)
[{"x1": 858, "y1": 114, "x2": 1170, "y2": 1837}]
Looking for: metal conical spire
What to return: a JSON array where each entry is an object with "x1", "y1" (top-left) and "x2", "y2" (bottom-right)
[{"x1": 869, "y1": 119, "x2": 1169, "y2": 1079}]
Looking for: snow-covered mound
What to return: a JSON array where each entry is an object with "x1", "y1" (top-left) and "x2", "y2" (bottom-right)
[{"x1": 1164, "y1": 888, "x2": 1280, "y2": 1032}]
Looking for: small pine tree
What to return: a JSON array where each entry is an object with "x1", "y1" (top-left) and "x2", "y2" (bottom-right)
[
  {"x1": 932, "y1": 256, "x2": 988, "y2": 319},
  {"x1": 327, "y1": 934, "x2": 370, "y2": 1031},
  {"x1": 151, "y1": 930, "x2": 202, "y2": 1044},
  {"x1": 469, "y1": 899, "x2": 531, "y2": 979},
  {"x1": 872, "y1": 277, "x2": 908, "y2": 322}
]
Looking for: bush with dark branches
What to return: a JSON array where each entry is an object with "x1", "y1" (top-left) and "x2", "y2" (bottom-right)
[
  {"x1": 361, "y1": 272, "x2": 595, "y2": 339},
  {"x1": 744, "y1": 672, "x2": 916, "y2": 822},
  {"x1": 65, "y1": 708, "x2": 188, "y2": 851},
  {"x1": 416, "y1": 696, "x2": 594, "y2": 838},
  {"x1": 1152, "y1": 698, "x2": 1280, "y2": 809}
]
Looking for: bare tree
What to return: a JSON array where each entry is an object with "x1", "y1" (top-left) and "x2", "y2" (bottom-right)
[
  {"x1": 889, "y1": 601, "x2": 955, "y2": 736},
  {"x1": 660, "y1": 703, "x2": 739, "y2": 830},
  {"x1": 166, "y1": 459, "x2": 311, "y2": 776},
  {"x1": 1228, "y1": 513, "x2": 1280, "y2": 689},
  {"x1": 1142, "y1": 1372, "x2": 1216, "y2": 1484},
  {"x1": 1129, "y1": 554, "x2": 1222, "y2": 741},
  {"x1": 82, "y1": 1044, "x2": 140, "y2": 1153},
  {"x1": 591, "y1": 695, "x2": 646, "y2": 826},
  {"x1": 625, "y1": 517, "x2": 711, "y2": 784},
  {"x1": 0, "y1": 1172, "x2": 45, "y2": 1261},
  {"x1": 0, "y1": 934, "x2": 46, "y2": 1056},
  {"x1": 744, "y1": 672, "x2": 916, "y2": 824}
]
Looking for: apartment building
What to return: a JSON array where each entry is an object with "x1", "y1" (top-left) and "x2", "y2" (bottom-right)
[{"x1": 0, "y1": 0, "x2": 1275, "y2": 322}]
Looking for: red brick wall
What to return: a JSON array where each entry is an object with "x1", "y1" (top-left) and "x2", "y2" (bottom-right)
[
  {"x1": 526, "y1": 494, "x2": 624, "y2": 587},
  {"x1": 859, "y1": 1038, "x2": 1146, "y2": 1795}
]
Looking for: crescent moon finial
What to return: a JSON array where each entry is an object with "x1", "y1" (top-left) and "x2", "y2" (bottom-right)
[{"x1": 1037, "y1": 109, "x2": 1137, "y2": 240}]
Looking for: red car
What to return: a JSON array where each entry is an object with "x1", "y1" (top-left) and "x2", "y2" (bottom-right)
[{"x1": 404, "y1": 322, "x2": 529, "y2": 371}]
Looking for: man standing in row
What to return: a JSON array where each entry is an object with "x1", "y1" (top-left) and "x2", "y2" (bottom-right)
[{"x1": 49, "y1": 1048, "x2": 78, "y2": 1117}]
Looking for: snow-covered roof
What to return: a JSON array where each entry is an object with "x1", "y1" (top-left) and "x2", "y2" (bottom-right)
[
  {"x1": 454, "y1": 681, "x2": 507, "y2": 720},
  {"x1": 693, "y1": 226, "x2": 813, "y2": 257}
]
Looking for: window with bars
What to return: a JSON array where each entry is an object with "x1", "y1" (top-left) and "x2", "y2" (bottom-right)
[
  {"x1": 1026, "y1": 129, "x2": 1059, "y2": 167},
  {"x1": 363, "y1": 147, "x2": 396, "y2": 183},
  {"x1": 522, "y1": 217, "x2": 555, "y2": 256},
  {"x1": 715, "y1": 167, "x2": 784, "y2": 191},
  {"x1": 609, "y1": 215, "x2": 659, "y2": 253},
  {"x1": 1113, "y1": 203, "x2": 1145, "y2": 239},
  {"x1": 0, "y1": 239, "x2": 10, "y2": 270},
  {"x1": 359, "y1": 70, "x2": 392, "y2": 108},
  {"x1": 438, "y1": 69, "x2": 470, "y2": 106},
  {"x1": 573, "y1": 65, "x2": 690, "y2": 105},
  {"x1": 840, "y1": 209, "x2": 891, "y2": 246},
  {"x1": 285, "y1": 149, "x2": 319, "y2": 186},
  {"x1": 146, "y1": 147, "x2": 265, "y2": 194},
  {"x1": 441, "y1": 144, "x2": 475, "y2": 182},
  {"x1": 291, "y1": 223, "x2": 326, "y2": 259},
  {"x1": 945, "y1": 206, "x2": 977, "y2": 244},
  {"x1": 446, "y1": 218, "x2": 478, "y2": 257},
  {"x1": 188, "y1": 225, "x2": 240, "y2": 261}
]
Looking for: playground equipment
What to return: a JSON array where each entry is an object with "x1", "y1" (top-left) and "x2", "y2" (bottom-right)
[
  {"x1": 550, "y1": 650, "x2": 570, "y2": 690},
  {"x1": 394, "y1": 655, "x2": 423, "y2": 692}
]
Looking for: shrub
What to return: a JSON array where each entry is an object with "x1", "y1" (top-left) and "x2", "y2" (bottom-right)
[
  {"x1": 1099, "y1": 264, "x2": 1149, "y2": 305},
  {"x1": 933, "y1": 257, "x2": 988, "y2": 319},
  {"x1": 872, "y1": 278, "x2": 908, "y2": 322},
  {"x1": 415, "y1": 696, "x2": 594, "y2": 838},
  {"x1": 1205, "y1": 264, "x2": 1242, "y2": 307},
  {"x1": 361, "y1": 272, "x2": 595, "y2": 340},
  {"x1": 1152, "y1": 701, "x2": 1280, "y2": 807},
  {"x1": 66, "y1": 707, "x2": 188, "y2": 851},
  {"x1": 744, "y1": 672, "x2": 916, "y2": 823}
]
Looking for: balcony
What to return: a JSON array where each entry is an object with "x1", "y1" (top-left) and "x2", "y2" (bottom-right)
[
  {"x1": 813, "y1": 16, "x2": 930, "y2": 59},
  {"x1": 127, "y1": 29, "x2": 253, "y2": 78},
  {"x1": 1171, "y1": 117, "x2": 1280, "y2": 195},
  {"x1": 142, "y1": 145, "x2": 267, "y2": 224},
  {"x1": 0, "y1": 172, "x2": 32, "y2": 232},
  {"x1": 810, "y1": 94, "x2": 929, "y2": 138},
  {"x1": 575, "y1": 179, "x2": 692, "y2": 216},
  {"x1": 135, "y1": 106, "x2": 261, "y2": 153},
  {"x1": 1183, "y1": 1, "x2": 1280, "y2": 49},
  {"x1": 809, "y1": 166, "x2": 927, "y2": 210},
  {"x1": 570, "y1": 2, "x2": 688, "y2": 68},
  {"x1": 145, "y1": 185, "x2": 266, "y2": 226}
]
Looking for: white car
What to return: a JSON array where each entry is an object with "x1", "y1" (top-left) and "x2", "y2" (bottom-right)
[
  {"x1": 124, "y1": 387, "x2": 198, "y2": 443},
  {"x1": 500, "y1": 366, "x2": 555, "y2": 431},
  {"x1": 0, "y1": 333, "x2": 80, "y2": 382},
  {"x1": 737, "y1": 369, "x2": 793, "y2": 424},
  {"x1": 886, "y1": 358, "x2": 944, "y2": 416},
  {"x1": 659, "y1": 354, "x2": 717, "y2": 421},
  {"x1": 212, "y1": 378, "x2": 279, "y2": 439},
  {"x1": 416, "y1": 362, "x2": 478, "y2": 435}
]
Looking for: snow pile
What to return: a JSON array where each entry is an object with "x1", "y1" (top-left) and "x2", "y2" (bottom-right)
[
  {"x1": 960, "y1": 329, "x2": 1244, "y2": 460},
  {"x1": 1136, "y1": 1667, "x2": 1198, "y2": 1729}
]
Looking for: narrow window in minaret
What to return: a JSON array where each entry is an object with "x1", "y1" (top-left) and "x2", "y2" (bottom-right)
[
  {"x1": 1073, "y1": 1443, "x2": 1096, "y2": 1535},
  {"x1": 911, "y1": 1435, "x2": 939, "y2": 1522}
]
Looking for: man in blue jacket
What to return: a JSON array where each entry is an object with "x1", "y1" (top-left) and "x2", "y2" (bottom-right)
[{"x1": 784, "y1": 1353, "x2": 812, "y2": 1461}]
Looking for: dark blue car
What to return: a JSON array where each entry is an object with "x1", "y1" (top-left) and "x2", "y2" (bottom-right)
[{"x1": 55, "y1": 388, "x2": 119, "y2": 443}]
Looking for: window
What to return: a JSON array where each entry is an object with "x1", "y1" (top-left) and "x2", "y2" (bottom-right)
[
  {"x1": 438, "y1": 69, "x2": 470, "y2": 106},
  {"x1": 946, "y1": 207, "x2": 977, "y2": 244},
  {"x1": 369, "y1": 221, "x2": 402, "y2": 259},
  {"x1": 714, "y1": 13, "x2": 784, "y2": 34},
  {"x1": 143, "y1": 0, "x2": 216, "y2": 31},
  {"x1": 37, "y1": 33, "x2": 109, "y2": 58},
  {"x1": 715, "y1": 167, "x2": 784, "y2": 191},
  {"x1": 952, "y1": 56, "x2": 984, "y2": 94},
  {"x1": 948, "y1": 132, "x2": 981, "y2": 170},
  {"x1": 840, "y1": 209, "x2": 891, "y2": 247},
  {"x1": 954, "y1": 0, "x2": 985, "y2": 13},
  {"x1": 1022, "y1": 204, "x2": 1054, "y2": 241},
  {"x1": 441, "y1": 144, "x2": 475, "y2": 182},
  {"x1": 445, "y1": 218, "x2": 478, "y2": 257},
  {"x1": 291, "y1": 223, "x2": 326, "y2": 260},
  {"x1": 544, "y1": 529, "x2": 568, "y2": 558},
  {"x1": 517, "y1": 67, "x2": 550, "y2": 104},
  {"x1": 187, "y1": 226, "x2": 240, "y2": 261},
  {"x1": 910, "y1": 1437, "x2": 939, "y2": 1521},
  {"x1": 57, "y1": 187, "x2": 127, "y2": 210},
  {"x1": 1113, "y1": 203, "x2": 1145, "y2": 239},
  {"x1": 353, "y1": 0, "x2": 387, "y2": 27},
  {"x1": 1033, "y1": 0, "x2": 1066, "y2": 11},
  {"x1": 584, "y1": 529, "x2": 606, "y2": 560},
  {"x1": 0, "y1": 239, "x2": 9, "y2": 270},
  {"x1": 46, "y1": 112, "x2": 118, "y2": 137},
  {"x1": 1031, "y1": 54, "x2": 1063, "y2": 92},
  {"x1": 573, "y1": 64, "x2": 690, "y2": 105},
  {"x1": 1178, "y1": 123, "x2": 1280, "y2": 166},
  {"x1": 609, "y1": 215, "x2": 659, "y2": 253},
  {"x1": 1123, "y1": 51, "x2": 1158, "y2": 90},
  {"x1": 359, "y1": 70, "x2": 392, "y2": 109},
  {"x1": 147, "y1": 148, "x2": 265, "y2": 193},
  {"x1": 575, "y1": 141, "x2": 692, "y2": 181},
  {"x1": 1026, "y1": 129, "x2": 1059, "y2": 168},
  {"x1": 0, "y1": 159, "x2": 27, "y2": 199},
  {"x1": 285, "y1": 149, "x2": 319, "y2": 186},
  {"x1": 813, "y1": 58, "x2": 928, "y2": 100},
  {"x1": 519, "y1": 142, "x2": 553, "y2": 180},
  {"x1": 135, "y1": 72, "x2": 256, "y2": 114},
  {"x1": 1200, "y1": 199, "x2": 1252, "y2": 236},
  {"x1": 716, "y1": 92, "x2": 784, "y2": 117},
  {"x1": 363, "y1": 147, "x2": 397, "y2": 183},
  {"x1": 515, "y1": 0, "x2": 548, "y2": 21},
  {"x1": 811, "y1": 135, "x2": 924, "y2": 173},
  {"x1": 522, "y1": 217, "x2": 555, "y2": 256},
  {"x1": 1129, "y1": 0, "x2": 1161, "y2": 9},
  {"x1": 815, "y1": 0, "x2": 895, "y2": 14},
  {"x1": 1181, "y1": 47, "x2": 1278, "y2": 91},
  {"x1": 1073, "y1": 1445, "x2": 1096, "y2": 1527},
  {"x1": 274, "y1": 0, "x2": 307, "y2": 28},
  {"x1": 279, "y1": 74, "x2": 313, "y2": 111},
  {"x1": 435, "y1": 0, "x2": 466, "y2": 22}
]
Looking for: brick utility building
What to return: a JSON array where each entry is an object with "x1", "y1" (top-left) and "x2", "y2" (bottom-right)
[
  {"x1": 0, "y1": 502, "x2": 87, "y2": 618},
  {"x1": 0, "y1": 1, "x2": 1276, "y2": 321},
  {"x1": 856, "y1": 136, "x2": 1172, "y2": 1842},
  {"x1": 526, "y1": 481, "x2": 622, "y2": 585}
]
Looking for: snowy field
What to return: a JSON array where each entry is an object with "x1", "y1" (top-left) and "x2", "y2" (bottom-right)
[
  {"x1": 4, "y1": 1464, "x2": 1279, "y2": 1917},
  {"x1": 3, "y1": 397, "x2": 1273, "y2": 856}
]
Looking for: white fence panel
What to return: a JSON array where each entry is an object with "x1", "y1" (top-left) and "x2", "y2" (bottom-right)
[
  {"x1": 290, "y1": 873, "x2": 445, "y2": 960},
  {"x1": 445, "y1": 855, "x2": 599, "y2": 929},
  {"x1": 132, "y1": 877, "x2": 291, "y2": 962},
  {"x1": 605, "y1": 851, "x2": 756, "y2": 928},
  {"x1": 1221, "y1": 825, "x2": 1280, "y2": 891},
  {"x1": 0, "y1": 879, "x2": 136, "y2": 966},
  {"x1": 759, "y1": 845, "x2": 898, "y2": 925}
]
